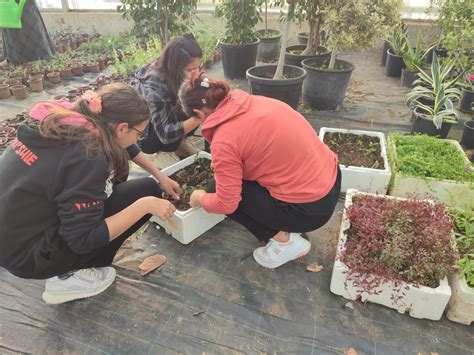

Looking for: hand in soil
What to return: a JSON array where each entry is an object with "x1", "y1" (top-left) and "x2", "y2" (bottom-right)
[
  {"x1": 190, "y1": 189, "x2": 206, "y2": 208},
  {"x1": 159, "y1": 176, "x2": 181, "y2": 200},
  {"x1": 148, "y1": 197, "x2": 176, "y2": 220}
]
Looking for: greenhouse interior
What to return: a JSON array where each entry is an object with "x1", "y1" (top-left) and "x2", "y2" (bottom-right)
[{"x1": 0, "y1": 0, "x2": 473, "y2": 354}]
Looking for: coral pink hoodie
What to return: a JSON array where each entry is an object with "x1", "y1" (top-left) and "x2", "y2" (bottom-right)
[{"x1": 201, "y1": 90, "x2": 338, "y2": 215}]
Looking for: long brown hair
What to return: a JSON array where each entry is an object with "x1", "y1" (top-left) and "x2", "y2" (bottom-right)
[
  {"x1": 178, "y1": 71, "x2": 230, "y2": 117},
  {"x1": 145, "y1": 33, "x2": 203, "y2": 97},
  {"x1": 37, "y1": 83, "x2": 149, "y2": 181}
]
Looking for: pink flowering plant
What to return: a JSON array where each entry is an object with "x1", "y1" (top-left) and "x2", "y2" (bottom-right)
[{"x1": 341, "y1": 194, "x2": 458, "y2": 302}]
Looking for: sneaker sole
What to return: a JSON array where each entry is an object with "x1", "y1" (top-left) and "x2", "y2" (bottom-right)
[
  {"x1": 253, "y1": 245, "x2": 312, "y2": 269},
  {"x1": 42, "y1": 271, "x2": 116, "y2": 305}
]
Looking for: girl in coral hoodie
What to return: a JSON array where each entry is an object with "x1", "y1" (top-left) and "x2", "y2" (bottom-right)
[{"x1": 179, "y1": 73, "x2": 341, "y2": 268}]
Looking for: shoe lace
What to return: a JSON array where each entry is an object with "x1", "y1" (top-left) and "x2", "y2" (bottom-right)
[{"x1": 78, "y1": 268, "x2": 99, "y2": 278}]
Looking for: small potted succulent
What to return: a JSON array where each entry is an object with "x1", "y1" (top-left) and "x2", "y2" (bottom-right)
[{"x1": 385, "y1": 23, "x2": 408, "y2": 78}]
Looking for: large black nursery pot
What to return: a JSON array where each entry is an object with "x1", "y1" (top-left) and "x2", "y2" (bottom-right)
[
  {"x1": 256, "y1": 29, "x2": 282, "y2": 62},
  {"x1": 246, "y1": 64, "x2": 306, "y2": 110},
  {"x1": 297, "y1": 32, "x2": 308, "y2": 45},
  {"x1": 301, "y1": 57, "x2": 355, "y2": 110},
  {"x1": 425, "y1": 47, "x2": 448, "y2": 64},
  {"x1": 460, "y1": 88, "x2": 474, "y2": 113},
  {"x1": 285, "y1": 45, "x2": 331, "y2": 68},
  {"x1": 221, "y1": 39, "x2": 259, "y2": 79},
  {"x1": 385, "y1": 48, "x2": 404, "y2": 78},
  {"x1": 382, "y1": 41, "x2": 391, "y2": 66},
  {"x1": 401, "y1": 68, "x2": 418, "y2": 88},
  {"x1": 461, "y1": 120, "x2": 474, "y2": 149},
  {"x1": 411, "y1": 108, "x2": 453, "y2": 138}
]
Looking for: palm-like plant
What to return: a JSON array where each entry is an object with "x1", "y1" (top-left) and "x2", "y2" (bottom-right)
[
  {"x1": 402, "y1": 35, "x2": 428, "y2": 73},
  {"x1": 386, "y1": 23, "x2": 408, "y2": 56},
  {"x1": 405, "y1": 53, "x2": 463, "y2": 109},
  {"x1": 414, "y1": 85, "x2": 459, "y2": 130}
]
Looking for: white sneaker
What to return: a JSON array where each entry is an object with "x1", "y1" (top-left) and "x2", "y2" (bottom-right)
[
  {"x1": 42, "y1": 267, "x2": 116, "y2": 304},
  {"x1": 253, "y1": 233, "x2": 311, "y2": 269}
]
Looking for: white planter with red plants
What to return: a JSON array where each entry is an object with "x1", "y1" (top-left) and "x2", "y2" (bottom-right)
[
  {"x1": 388, "y1": 136, "x2": 474, "y2": 209},
  {"x1": 330, "y1": 189, "x2": 455, "y2": 321},
  {"x1": 319, "y1": 127, "x2": 391, "y2": 194},
  {"x1": 446, "y1": 275, "x2": 474, "y2": 325},
  {"x1": 150, "y1": 151, "x2": 225, "y2": 244}
]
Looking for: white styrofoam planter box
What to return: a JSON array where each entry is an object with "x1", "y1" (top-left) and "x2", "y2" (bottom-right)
[
  {"x1": 446, "y1": 275, "x2": 474, "y2": 325},
  {"x1": 319, "y1": 127, "x2": 391, "y2": 194},
  {"x1": 388, "y1": 137, "x2": 474, "y2": 208},
  {"x1": 150, "y1": 151, "x2": 225, "y2": 244},
  {"x1": 330, "y1": 189, "x2": 452, "y2": 320}
]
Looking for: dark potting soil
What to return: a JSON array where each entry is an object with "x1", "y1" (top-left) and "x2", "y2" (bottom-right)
[
  {"x1": 165, "y1": 158, "x2": 213, "y2": 210},
  {"x1": 323, "y1": 132, "x2": 384, "y2": 169}
]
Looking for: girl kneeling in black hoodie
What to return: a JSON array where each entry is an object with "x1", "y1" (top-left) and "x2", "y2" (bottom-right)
[{"x1": 0, "y1": 83, "x2": 180, "y2": 304}]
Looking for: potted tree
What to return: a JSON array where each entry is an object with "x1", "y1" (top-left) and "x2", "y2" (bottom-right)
[
  {"x1": 117, "y1": 0, "x2": 198, "y2": 46},
  {"x1": 214, "y1": 0, "x2": 261, "y2": 79},
  {"x1": 446, "y1": 206, "x2": 474, "y2": 325},
  {"x1": 284, "y1": 0, "x2": 331, "y2": 68},
  {"x1": 388, "y1": 133, "x2": 474, "y2": 208},
  {"x1": 246, "y1": 0, "x2": 307, "y2": 109},
  {"x1": 330, "y1": 189, "x2": 457, "y2": 320},
  {"x1": 256, "y1": 0, "x2": 282, "y2": 62},
  {"x1": 405, "y1": 54, "x2": 463, "y2": 137},
  {"x1": 301, "y1": 0, "x2": 403, "y2": 110}
]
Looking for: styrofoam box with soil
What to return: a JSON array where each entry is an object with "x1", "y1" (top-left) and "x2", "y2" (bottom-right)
[
  {"x1": 319, "y1": 127, "x2": 391, "y2": 194},
  {"x1": 150, "y1": 151, "x2": 225, "y2": 244}
]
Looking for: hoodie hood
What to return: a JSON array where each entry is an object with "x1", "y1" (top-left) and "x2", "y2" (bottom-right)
[{"x1": 201, "y1": 90, "x2": 251, "y2": 142}]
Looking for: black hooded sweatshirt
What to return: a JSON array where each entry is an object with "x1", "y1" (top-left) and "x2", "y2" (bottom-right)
[{"x1": 0, "y1": 123, "x2": 112, "y2": 279}]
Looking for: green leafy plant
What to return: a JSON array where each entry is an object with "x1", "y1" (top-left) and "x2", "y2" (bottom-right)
[
  {"x1": 323, "y1": 0, "x2": 404, "y2": 69},
  {"x1": 214, "y1": 0, "x2": 262, "y2": 45},
  {"x1": 402, "y1": 35, "x2": 429, "y2": 73},
  {"x1": 192, "y1": 21, "x2": 222, "y2": 62},
  {"x1": 405, "y1": 53, "x2": 463, "y2": 128},
  {"x1": 448, "y1": 206, "x2": 474, "y2": 287},
  {"x1": 111, "y1": 36, "x2": 162, "y2": 76},
  {"x1": 117, "y1": 0, "x2": 198, "y2": 45},
  {"x1": 389, "y1": 133, "x2": 474, "y2": 182},
  {"x1": 385, "y1": 22, "x2": 408, "y2": 56}
]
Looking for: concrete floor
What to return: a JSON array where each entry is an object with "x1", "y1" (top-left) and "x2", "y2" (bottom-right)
[{"x1": 1, "y1": 49, "x2": 473, "y2": 354}]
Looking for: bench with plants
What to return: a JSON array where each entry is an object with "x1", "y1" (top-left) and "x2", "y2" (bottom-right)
[
  {"x1": 388, "y1": 133, "x2": 474, "y2": 208},
  {"x1": 330, "y1": 189, "x2": 457, "y2": 320}
]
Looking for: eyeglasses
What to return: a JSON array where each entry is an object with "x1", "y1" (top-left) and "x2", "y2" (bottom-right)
[{"x1": 131, "y1": 126, "x2": 145, "y2": 137}]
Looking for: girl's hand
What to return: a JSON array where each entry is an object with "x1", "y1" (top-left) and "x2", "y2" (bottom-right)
[
  {"x1": 159, "y1": 176, "x2": 182, "y2": 200},
  {"x1": 190, "y1": 189, "x2": 206, "y2": 208},
  {"x1": 148, "y1": 197, "x2": 176, "y2": 220}
]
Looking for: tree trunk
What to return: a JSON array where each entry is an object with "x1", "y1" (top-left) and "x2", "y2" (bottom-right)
[
  {"x1": 264, "y1": 0, "x2": 268, "y2": 34},
  {"x1": 328, "y1": 48, "x2": 337, "y2": 69},
  {"x1": 301, "y1": 16, "x2": 320, "y2": 56},
  {"x1": 164, "y1": 13, "x2": 169, "y2": 44},
  {"x1": 273, "y1": 2, "x2": 295, "y2": 79}
]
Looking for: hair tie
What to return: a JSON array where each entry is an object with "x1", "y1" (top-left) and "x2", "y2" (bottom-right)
[
  {"x1": 82, "y1": 90, "x2": 102, "y2": 114},
  {"x1": 200, "y1": 77, "x2": 210, "y2": 88},
  {"x1": 201, "y1": 98, "x2": 207, "y2": 104}
]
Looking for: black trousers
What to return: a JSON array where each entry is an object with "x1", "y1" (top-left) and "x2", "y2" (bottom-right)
[
  {"x1": 9, "y1": 177, "x2": 162, "y2": 280},
  {"x1": 210, "y1": 167, "x2": 341, "y2": 242}
]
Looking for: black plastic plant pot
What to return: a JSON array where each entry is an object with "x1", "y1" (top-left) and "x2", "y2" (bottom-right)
[
  {"x1": 385, "y1": 48, "x2": 404, "y2": 78},
  {"x1": 220, "y1": 39, "x2": 259, "y2": 79},
  {"x1": 425, "y1": 47, "x2": 449, "y2": 63},
  {"x1": 401, "y1": 68, "x2": 418, "y2": 88},
  {"x1": 461, "y1": 120, "x2": 474, "y2": 149},
  {"x1": 411, "y1": 109, "x2": 453, "y2": 138},
  {"x1": 382, "y1": 41, "x2": 391, "y2": 66},
  {"x1": 285, "y1": 45, "x2": 331, "y2": 68},
  {"x1": 460, "y1": 88, "x2": 474, "y2": 113},
  {"x1": 301, "y1": 58, "x2": 355, "y2": 110},
  {"x1": 256, "y1": 29, "x2": 282, "y2": 62},
  {"x1": 246, "y1": 64, "x2": 306, "y2": 110},
  {"x1": 297, "y1": 32, "x2": 308, "y2": 45}
]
